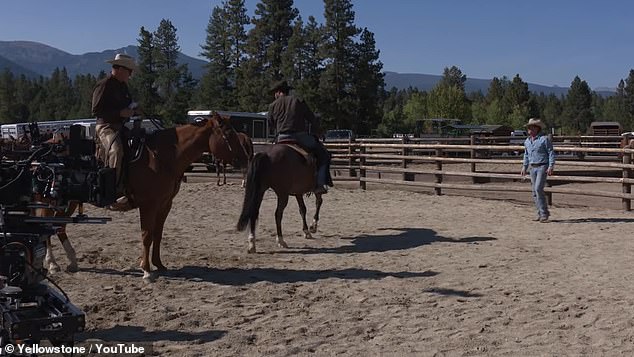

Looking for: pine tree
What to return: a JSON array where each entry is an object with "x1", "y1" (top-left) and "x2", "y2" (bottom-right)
[
  {"x1": 427, "y1": 65, "x2": 470, "y2": 120},
  {"x1": 153, "y1": 19, "x2": 181, "y2": 101},
  {"x1": 0, "y1": 70, "x2": 16, "y2": 123},
  {"x1": 70, "y1": 74, "x2": 97, "y2": 118},
  {"x1": 199, "y1": 5, "x2": 233, "y2": 109},
  {"x1": 486, "y1": 77, "x2": 505, "y2": 103},
  {"x1": 225, "y1": 0, "x2": 249, "y2": 71},
  {"x1": 132, "y1": 26, "x2": 160, "y2": 117},
  {"x1": 320, "y1": 0, "x2": 361, "y2": 129},
  {"x1": 563, "y1": 76, "x2": 594, "y2": 133},
  {"x1": 350, "y1": 28, "x2": 384, "y2": 134},
  {"x1": 439, "y1": 66, "x2": 467, "y2": 92},
  {"x1": 283, "y1": 16, "x2": 323, "y2": 110},
  {"x1": 152, "y1": 19, "x2": 195, "y2": 123},
  {"x1": 238, "y1": 0, "x2": 298, "y2": 111}
]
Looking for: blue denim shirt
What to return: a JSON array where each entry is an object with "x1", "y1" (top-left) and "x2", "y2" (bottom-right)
[{"x1": 523, "y1": 134, "x2": 555, "y2": 170}]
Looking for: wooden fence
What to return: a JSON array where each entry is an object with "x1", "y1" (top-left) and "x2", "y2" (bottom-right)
[{"x1": 325, "y1": 135, "x2": 634, "y2": 211}]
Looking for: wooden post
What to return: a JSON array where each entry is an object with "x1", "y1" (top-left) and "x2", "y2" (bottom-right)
[
  {"x1": 545, "y1": 133, "x2": 554, "y2": 206},
  {"x1": 359, "y1": 144, "x2": 366, "y2": 190},
  {"x1": 348, "y1": 137, "x2": 356, "y2": 177},
  {"x1": 623, "y1": 150, "x2": 631, "y2": 211},
  {"x1": 470, "y1": 135, "x2": 477, "y2": 184},
  {"x1": 435, "y1": 148, "x2": 443, "y2": 195},
  {"x1": 402, "y1": 136, "x2": 414, "y2": 181}
]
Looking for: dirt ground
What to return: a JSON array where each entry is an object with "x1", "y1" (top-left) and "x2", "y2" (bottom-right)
[{"x1": 46, "y1": 173, "x2": 634, "y2": 356}]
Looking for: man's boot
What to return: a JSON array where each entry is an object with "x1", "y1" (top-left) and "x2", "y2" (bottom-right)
[
  {"x1": 108, "y1": 169, "x2": 132, "y2": 211},
  {"x1": 313, "y1": 164, "x2": 329, "y2": 194}
]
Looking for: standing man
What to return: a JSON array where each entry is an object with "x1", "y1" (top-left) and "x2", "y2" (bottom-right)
[
  {"x1": 520, "y1": 118, "x2": 555, "y2": 222},
  {"x1": 267, "y1": 80, "x2": 332, "y2": 194},
  {"x1": 92, "y1": 53, "x2": 141, "y2": 209}
]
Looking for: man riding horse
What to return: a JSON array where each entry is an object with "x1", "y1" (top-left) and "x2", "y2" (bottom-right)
[
  {"x1": 91, "y1": 53, "x2": 141, "y2": 210},
  {"x1": 267, "y1": 80, "x2": 332, "y2": 194}
]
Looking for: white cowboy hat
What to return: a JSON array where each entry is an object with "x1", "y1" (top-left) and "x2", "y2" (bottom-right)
[
  {"x1": 525, "y1": 118, "x2": 545, "y2": 129},
  {"x1": 106, "y1": 53, "x2": 137, "y2": 71}
]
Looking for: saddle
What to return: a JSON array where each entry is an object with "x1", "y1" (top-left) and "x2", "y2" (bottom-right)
[
  {"x1": 277, "y1": 139, "x2": 316, "y2": 167},
  {"x1": 94, "y1": 124, "x2": 148, "y2": 210}
]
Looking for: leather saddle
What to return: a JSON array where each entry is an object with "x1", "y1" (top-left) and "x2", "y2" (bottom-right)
[{"x1": 277, "y1": 139, "x2": 316, "y2": 167}]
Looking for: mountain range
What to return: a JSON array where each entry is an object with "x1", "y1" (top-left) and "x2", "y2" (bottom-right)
[
  {"x1": 0, "y1": 41, "x2": 616, "y2": 96},
  {"x1": 0, "y1": 41, "x2": 207, "y2": 79}
]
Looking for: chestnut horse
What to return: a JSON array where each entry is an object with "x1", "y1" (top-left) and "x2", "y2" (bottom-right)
[
  {"x1": 115, "y1": 112, "x2": 247, "y2": 281},
  {"x1": 236, "y1": 144, "x2": 323, "y2": 253},
  {"x1": 209, "y1": 125, "x2": 253, "y2": 186}
]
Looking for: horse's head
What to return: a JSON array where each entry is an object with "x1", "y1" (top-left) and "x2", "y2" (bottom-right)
[{"x1": 208, "y1": 112, "x2": 249, "y2": 166}]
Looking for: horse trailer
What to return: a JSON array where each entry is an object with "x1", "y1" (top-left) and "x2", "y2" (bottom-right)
[{"x1": 187, "y1": 110, "x2": 272, "y2": 143}]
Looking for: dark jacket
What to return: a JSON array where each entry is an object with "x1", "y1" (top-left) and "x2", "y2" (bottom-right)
[
  {"x1": 92, "y1": 75, "x2": 132, "y2": 125},
  {"x1": 268, "y1": 95, "x2": 319, "y2": 135}
]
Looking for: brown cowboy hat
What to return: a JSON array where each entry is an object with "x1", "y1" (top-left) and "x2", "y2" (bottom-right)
[
  {"x1": 106, "y1": 53, "x2": 137, "y2": 71},
  {"x1": 269, "y1": 80, "x2": 292, "y2": 94},
  {"x1": 525, "y1": 118, "x2": 546, "y2": 129}
]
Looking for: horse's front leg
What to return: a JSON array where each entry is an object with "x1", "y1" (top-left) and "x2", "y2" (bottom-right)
[
  {"x1": 216, "y1": 161, "x2": 222, "y2": 186},
  {"x1": 275, "y1": 194, "x2": 289, "y2": 248},
  {"x1": 57, "y1": 227, "x2": 78, "y2": 272},
  {"x1": 296, "y1": 195, "x2": 312, "y2": 239},
  {"x1": 309, "y1": 193, "x2": 323, "y2": 233},
  {"x1": 151, "y1": 200, "x2": 173, "y2": 272},
  {"x1": 44, "y1": 237, "x2": 61, "y2": 274},
  {"x1": 241, "y1": 166, "x2": 247, "y2": 188},
  {"x1": 139, "y1": 206, "x2": 157, "y2": 282},
  {"x1": 223, "y1": 163, "x2": 227, "y2": 185}
]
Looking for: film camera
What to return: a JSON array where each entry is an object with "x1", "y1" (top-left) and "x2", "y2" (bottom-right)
[{"x1": 0, "y1": 123, "x2": 116, "y2": 352}]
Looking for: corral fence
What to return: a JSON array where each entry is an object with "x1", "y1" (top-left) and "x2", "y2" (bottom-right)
[{"x1": 325, "y1": 134, "x2": 634, "y2": 211}]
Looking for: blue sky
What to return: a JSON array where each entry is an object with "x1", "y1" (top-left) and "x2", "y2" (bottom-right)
[{"x1": 1, "y1": 0, "x2": 632, "y2": 89}]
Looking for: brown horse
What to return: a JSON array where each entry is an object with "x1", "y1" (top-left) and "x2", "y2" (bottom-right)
[
  {"x1": 208, "y1": 121, "x2": 253, "y2": 186},
  {"x1": 100, "y1": 112, "x2": 247, "y2": 281},
  {"x1": 236, "y1": 144, "x2": 323, "y2": 253},
  {"x1": 235, "y1": 132, "x2": 254, "y2": 187}
]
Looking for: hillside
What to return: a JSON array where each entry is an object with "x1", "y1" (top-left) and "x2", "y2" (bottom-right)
[{"x1": 0, "y1": 41, "x2": 206, "y2": 79}]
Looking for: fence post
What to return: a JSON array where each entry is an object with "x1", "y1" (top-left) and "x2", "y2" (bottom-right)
[
  {"x1": 359, "y1": 144, "x2": 366, "y2": 190},
  {"x1": 348, "y1": 137, "x2": 356, "y2": 177},
  {"x1": 435, "y1": 148, "x2": 443, "y2": 195},
  {"x1": 470, "y1": 135, "x2": 477, "y2": 184},
  {"x1": 623, "y1": 149, "x2": 631, "y2": 211},
  {"x1": 402, "y1": 136, "x2": 414, "y2": 181}
]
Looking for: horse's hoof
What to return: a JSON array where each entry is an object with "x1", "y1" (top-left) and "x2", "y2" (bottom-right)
[
  {"x1": 154, "y1": 264, "x2": 168, "y2": 272},
  {"x1": 304, "y1": 231, "x2": 313, "y2": 240},
  {"x1": 48, "y1": 265, "x2": 61, "y2": 274},
  {"x1": 66, "y1": 264, "x2": 78, "y2": 273},
  {"x1": 309, "y1": 225, "x2": 318, "y2": 234},
  {"x1": 277, "y1": 241, "x2": 289, "y2": 249},
  {"x1": 247, "y1": 247, "x2": 256, "y2": 254},
  {"x1": 142, "y1": 271, "x2": 157, "y2": 283}
]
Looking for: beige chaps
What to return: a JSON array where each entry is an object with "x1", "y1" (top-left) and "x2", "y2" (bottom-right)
[{"x1": 95, "y1": 123, "x2": 124, "y2": 190}]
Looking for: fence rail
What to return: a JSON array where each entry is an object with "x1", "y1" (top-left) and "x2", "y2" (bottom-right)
[{"x1": 325, "y1": 135, "x2": 634, "y2": 211}]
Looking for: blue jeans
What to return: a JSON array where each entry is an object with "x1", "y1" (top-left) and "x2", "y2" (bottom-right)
[{"x1": 529, "y1": 165, "x2": 549, "y2": 218}]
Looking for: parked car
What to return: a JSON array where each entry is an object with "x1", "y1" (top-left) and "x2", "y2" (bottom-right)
[{"x1": 324, "y1": 129, "x2": 355, "y2": 142}]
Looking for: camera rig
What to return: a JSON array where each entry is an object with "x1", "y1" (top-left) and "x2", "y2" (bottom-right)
[{"x1": 0, "y1": 123, "x2": 116, "y2": 353}]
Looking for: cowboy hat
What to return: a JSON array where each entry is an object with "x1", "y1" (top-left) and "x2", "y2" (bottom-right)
[
  {"x1": 269, "y1": 80, "x2": 292, "y2": 94},
  {"x1": 106, "y1": 53, "x2": 137, "y2": 71},
  {"x1": 525, "y1": 118, "x2": 545, "y2": 129}
]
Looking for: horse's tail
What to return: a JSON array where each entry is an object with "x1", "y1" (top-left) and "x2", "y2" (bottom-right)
[{"x1": 237, "y1": 152, "x2": 269, "y2": 231}]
